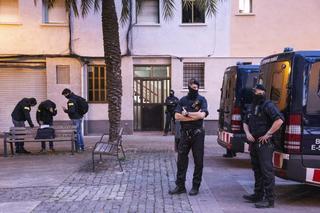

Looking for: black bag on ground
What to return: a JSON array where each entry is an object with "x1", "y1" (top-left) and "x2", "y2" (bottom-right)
[
  {"x1": 76, "y1": 96, "x2": 89, "y2": 116},
  {"x1": 35, "y1": 127, "x2": 55, "y2": 139}
]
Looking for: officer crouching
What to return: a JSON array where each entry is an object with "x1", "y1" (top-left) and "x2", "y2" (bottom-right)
[
  {"x1": 242, "y1": 84, "x2": 284, "y2": 208},
  {"x1": 169, "y1": 79, "x2": 209, "y2": 196}
]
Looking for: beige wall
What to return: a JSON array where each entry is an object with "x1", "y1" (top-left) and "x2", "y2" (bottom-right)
[
  {"x1": 0, "y1": 0, "x2": 69, "y2": 55},
  {"x1": 231, "y1": 0, "x2": 320, "y2": 57},
  {"x1": 46, "y1": 57, "x2": 82, "y2": 121}
]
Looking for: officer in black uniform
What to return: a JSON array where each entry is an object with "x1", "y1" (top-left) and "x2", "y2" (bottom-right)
[
  {"x1": 169, "y1": 79, "x2": 209, "y2": 196},
  {"x1": 36, "y1": 100, "x2": 57, "y2": 152},
  {"x1": 11, "y1": 97, "x2": 37, "y2": 153},
  {"x1": 242, "y1": 84, "x2": 284, "y2": 208},
  {"x1": 62, "y1": 88, "x2": 84, "y2": 151},
  {"x1": 163, "y1": 90, "x2": 179, "y2": 136}
]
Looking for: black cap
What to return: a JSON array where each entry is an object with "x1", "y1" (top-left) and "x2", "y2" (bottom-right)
[
  {"x1": 254, "y1": 84, "x2": 266, "y2": 91},
  {"x1": 62, "y1": 88, "x2": 71, "y2": 95},
  {"x1": 188, "y1": 79, "x2": 200, "y2": 87}
]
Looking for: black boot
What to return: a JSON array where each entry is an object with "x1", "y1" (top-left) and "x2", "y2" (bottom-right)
[
  {"x1": 255, "y1": 199, "x2": 274, "y2": 208},
  {"x1": 168, "y1": 186, "x2": 186, "y2": 195},
  {"x1": 243, "y1": 194, "x2": 263, "y2": 203},
  {"x1": 189, "y1": 186, "x2": 199, "y2": 196}
]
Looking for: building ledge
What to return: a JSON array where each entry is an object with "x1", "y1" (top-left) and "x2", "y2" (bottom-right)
[
  {"x1": 40, "y1": 23, "x2": 68, "y2": 27},
  {"x1": 179, "y1": 23, "x2": 207, "y2": 27},
  {"x1": 134, "y1": 23, "x2": 161, "y2": 27},
  {"x1": 180, "y1": 89, "x2": 208, "y2": 93},
  {"x1": 235, "y1": 13, "x2": 256, "y2": 16},
  {"x1": 0, "y1": 22, "x2": 22, "y2": 26}
]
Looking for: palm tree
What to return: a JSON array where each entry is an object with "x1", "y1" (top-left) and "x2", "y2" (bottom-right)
[{"x1": 35, "y1": 0, "x2": 221, "y2": 141}]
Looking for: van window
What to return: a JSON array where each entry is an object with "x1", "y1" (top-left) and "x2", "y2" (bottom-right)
[
  {"x1": 306, "y1": 62, "x2": 320, "y2": 114},
  {"x1": 260, "y1": 61, "x2": 291, "y2": 110}
]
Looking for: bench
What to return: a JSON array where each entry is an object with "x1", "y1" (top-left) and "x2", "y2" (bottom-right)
[
  {"x1": 92, "y1": 128, "x2": 125, "y2": 172},
  {"x1": 3, "y1": 125, "x2": 77, "y2": 157}
]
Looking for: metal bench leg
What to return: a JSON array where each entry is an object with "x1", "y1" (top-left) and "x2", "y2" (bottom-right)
[
  {"x1": 92, "y1": 153, "x2": 95, "y2": 172},
  {"x1": 118, "y1": 157, "x2": 123, "y2": 172},
  {"x1": 71, "y1": 139, "x2": 74, "y2": 155},
  {"x1": 120, "y1": 145, "x2": 126, "y2": 160},
  {"x1": 3, "y1": 137, "x2": 8, "y2": 157},
  {"x1": 10, "y1": 143, "x2": 14, "y2": 156},
  {"x1": 99, "y1": 154, "x2": 102, "y2": 161}
]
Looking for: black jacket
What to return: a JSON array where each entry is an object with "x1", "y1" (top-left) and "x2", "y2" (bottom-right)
[
  {"x1": 64, "y1": 93, "x2": 83, "y2": 119},
  {"x1": 175, "y1": 94, "x2": 209, "y2": 129},
  {"x1": 165, "y1": 95, "x2": 179, "y2": 113},
  {"x1": 11, "y1": 98, "x2": 35, "y2": 127},
  {"x1": 36, "y1": 100, "x2": 57, "y2": 125}
]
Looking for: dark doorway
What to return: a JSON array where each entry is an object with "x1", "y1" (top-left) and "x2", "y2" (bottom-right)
[{"x1": 133, "y1": 65, "x2": 170, "y2": 131}]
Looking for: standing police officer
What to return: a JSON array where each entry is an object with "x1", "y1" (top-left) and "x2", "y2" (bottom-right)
[
  {"x1": 164, "y1": 89, "x2": 179, "y2": 136},
  {"x1": 62, "y1": 88, "x2": 85, "y2": 152},
  {"x1": 242, "y1": 84, "x2": 284, "y2": 208},
  {"x1": 11, "y1": 97, "x2": 37, "y2": 153},
  {"x1": 36, "y1": 99, "x2": 57, "y2": 152},
  {"x1": 169, "y1": 79, "x2": 208, "y2": 196}
]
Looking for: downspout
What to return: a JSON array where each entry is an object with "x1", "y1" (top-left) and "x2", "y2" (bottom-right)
[
  {"x1": 68, "y1": 11, "x2": 73, "y2": 54},
  {"x1": 124, "y1": 0, "x2": 133, "y2": 56}
]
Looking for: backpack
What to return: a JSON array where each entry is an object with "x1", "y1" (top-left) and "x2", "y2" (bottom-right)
[
  {"x1": 76, "y1": 96, "x2": 89, "y2": 116},
  {"x1": 35, "y1": 127, "x2": 55, "y2": 140}
]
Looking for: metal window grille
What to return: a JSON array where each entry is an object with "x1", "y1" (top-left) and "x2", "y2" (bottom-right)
[
  {"x1": 183, "y1": 63, "x2": 205, "y2": 89},
  {"x1": 56, "y1": 65, "x2": 70, "y2": 84},
  {"x1": 88, "y1": 65, "x2": 107, "y2": 103}
]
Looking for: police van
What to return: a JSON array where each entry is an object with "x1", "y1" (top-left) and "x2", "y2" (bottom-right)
[
  {"x1": 217, "y1": 63, "x2": 259, "y2": 153},
  {"x1": 259, "y1": 50, "x2": 320, "y2": 186}
]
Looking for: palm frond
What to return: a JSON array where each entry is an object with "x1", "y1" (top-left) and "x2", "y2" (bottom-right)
[
  {"x1": 80, "y1": 0, "x2": 94, "y2": 17},
  {"x1": 205, "y1": 0, "x2": 220, "y2": 17},
  {"x1": 120, "y1": 0, "x2": 130, "y2": 25},
  {"x1": 162, "y1": 0, "x2": 175, "y2": 21},
  {"x1": 93, "y1": 0, "x2": 101, "y2": 12}
]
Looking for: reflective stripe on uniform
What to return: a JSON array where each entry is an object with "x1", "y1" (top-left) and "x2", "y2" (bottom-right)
[
  {"x1": 24, "y1": 107, "x2": 30, "y2": 110},
  {"x1": 68, "y1": 103, "x2": 74, "y2": 106},
  {"x1": 37, "y1": 109, "x2": 41, "y2": 112}
]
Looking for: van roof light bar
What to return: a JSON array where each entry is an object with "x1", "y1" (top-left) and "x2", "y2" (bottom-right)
[{"x1": 283, "y1": 47, "x2": 294, "y2": 52}]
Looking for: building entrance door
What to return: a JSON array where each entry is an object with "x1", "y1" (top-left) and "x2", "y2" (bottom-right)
[{"x1": 133, "y1": 65, "x2": 170, "y2": 131}]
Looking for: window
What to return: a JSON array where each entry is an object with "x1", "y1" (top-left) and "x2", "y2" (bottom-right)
[
  {"x1": 56, "y1": 65, "x2": 70, "y2": 84},
  {"x1": 182, "y1": 0, "x2": 205, "y2": 23},
  {"x1": 136, "y1": 0, "x2": 159, "y2": 24},
  {"x1": 134, "y1": 65, "x2": 170, "y2": 78},
  {"x1": 0, "y1": 0, "x2": 19, "y2": 23},
  {"x1": 306, "y1": 62, "x2": 320, "y2": 114},
  {"x1": 183, "y1": 63, "x2": 205, "y2": 89},
  {"x1": 239, "y1": 0, "x2": 252, "y2": 14},
  {"x1": 88, "y1": 65, "x2": 107, "y2": 103},
  {"x1": 43, "y1": 0, "x2": 67, "y2": 24}
]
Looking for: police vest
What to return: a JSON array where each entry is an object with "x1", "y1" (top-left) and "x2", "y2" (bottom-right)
[{"x1": 247, "y1": 101, "x2": 272, "y2": 137}]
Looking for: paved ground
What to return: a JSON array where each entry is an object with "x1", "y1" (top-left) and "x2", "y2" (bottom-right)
[{"x1": 0, "y1": 134, "x2": 319, "y2": 213}]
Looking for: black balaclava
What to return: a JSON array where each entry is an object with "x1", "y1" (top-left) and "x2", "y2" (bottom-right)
[
  {"x1": 187, "y1": 79, "x2": 199, "y2": 99},
  {"x1": 169, "y1": 90, "x2": 174, "y2": 97},
  {"x1": 252, "y1": 93, "x2": 266, "y2": 105}
]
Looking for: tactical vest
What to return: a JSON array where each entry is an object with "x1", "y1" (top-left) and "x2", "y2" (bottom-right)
[{"x1": 247, "y1": 101, "x2": 272, "y2": 138}]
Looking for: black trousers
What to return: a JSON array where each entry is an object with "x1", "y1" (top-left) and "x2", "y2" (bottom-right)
[
  {"x1": 164, "y1": 112, "x2": 175, "y2": 133},
  {"x1": 250, "y1": 141, "x2": 275, "y2": 201},
  {"x1": 12, "y1": 119, "x2": 25, "y2": 150},
  {"x1": 176, "y1": 128, "x2": 205, "y2": 188}
]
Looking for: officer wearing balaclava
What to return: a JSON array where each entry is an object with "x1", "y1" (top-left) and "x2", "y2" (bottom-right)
[
  {"x1": 169, "y1": 79, "x2": 209, "y2": 196},
  {"x1": 163, "y1": 89, "x2": 179, "y2": 136}
]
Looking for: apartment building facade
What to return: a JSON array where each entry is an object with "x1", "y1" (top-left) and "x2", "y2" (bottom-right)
[{"x1": 1, "y1": 0, "x2": 320, "y2": 135}]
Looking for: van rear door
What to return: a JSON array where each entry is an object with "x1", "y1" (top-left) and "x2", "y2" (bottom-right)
[
  {"x1": 301, "y1": 61, "x2": 320, "y2": 168},
  {"x1": 218, "y1": 68, "x2": 237, "y2": 131}
]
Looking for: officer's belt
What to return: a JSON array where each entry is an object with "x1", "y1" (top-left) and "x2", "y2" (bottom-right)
[{"x1": 182, "y1": 127, "x2": 203, "y2": 138}]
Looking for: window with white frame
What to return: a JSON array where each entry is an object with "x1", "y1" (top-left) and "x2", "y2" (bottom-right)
[
  {"x1": 183, "y1": 63, "x2": 205, "y2": 89},
  {"x1": 239, "y1": 0, "x2": 252, "y2": 14},
  {"x1": 182, "y1": 0, "x2": 205, "y2": 23},
  {"x1": 0, "y1": 0, "x2": 19, "y2": 23},
  {"x1": 136, "y1": 0, "x2": 159, "y2": 24},
  {"x1": 43, "y1": 0, "x2": 67, "y2": 24}
]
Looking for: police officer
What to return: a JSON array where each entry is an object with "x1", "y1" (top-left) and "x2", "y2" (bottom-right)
[
  {"x1": 36, "y1": 100, "x2": 57, "y2": 152},
  {"x1": 242, "y1": 84, "x2": 284, "y2": 208},
  {"x1": 169, "y1": 79, "x2": 209, "y2": 196},
  {"x1": 164, "y1": 90, "x2": 179, "y2": 136},
  {"x1": 62, "y1": 88, "x2": 84, "y2": 152},
  {"x1": 11, "y1": 97, "x2": 37, "y2": 154}
]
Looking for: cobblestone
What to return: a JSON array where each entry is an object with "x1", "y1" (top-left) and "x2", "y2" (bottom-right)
[{"x1": 30, "y1": 150, "x2": 192, "y2": 212}]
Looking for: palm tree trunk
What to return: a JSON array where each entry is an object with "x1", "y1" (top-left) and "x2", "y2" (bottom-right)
[{"x1": 102, "y1": 0, "x2": 122, "y2": 142}]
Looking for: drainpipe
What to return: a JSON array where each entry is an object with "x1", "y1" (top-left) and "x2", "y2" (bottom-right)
[{"x1": 68, "y1": 11, "x2": 73, "y2": 54}]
